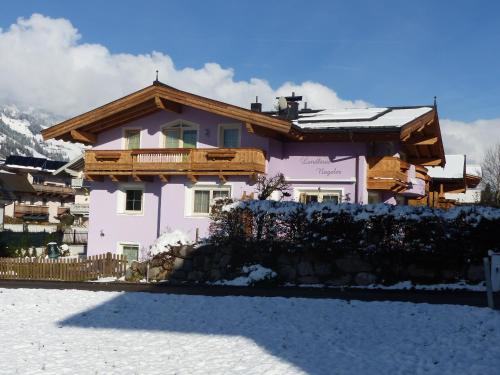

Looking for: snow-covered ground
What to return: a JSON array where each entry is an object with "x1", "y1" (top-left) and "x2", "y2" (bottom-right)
[{"x1": 1, "y1": 288, "x2": 499, "y2": 375}]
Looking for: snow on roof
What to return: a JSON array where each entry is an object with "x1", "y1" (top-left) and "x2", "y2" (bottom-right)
[
  {"x1": 466, "y1": 164, "x2": 481, "y2": 177},
  {"x1": 427, "y1": 155, "x2": 465, "y2": 179},
  {"x1": 294, "y1": 106, "x2": 433, "y2": 130}
]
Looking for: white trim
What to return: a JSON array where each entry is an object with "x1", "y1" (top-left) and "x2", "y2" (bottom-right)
[
  {"x1": 185, "y1": 183, "x2": 232, "y2": 217},
  {"x1": 293, "y1": 186, "x2": 344, "y2": 203},
  {"x1": 218, "y1": 123, "x2": 242, "y2": 148},
  {"x1": 116, "y1": 182, "x2": 145, "y2": 216},
  {"x1": 285, "y1": 177, "x2": 356, "y2": 183},
  {"x1": 116, "y1": 242, "x2": 140, "y2": 261},
  {"x1": 160, "y1": 119, "x2": 199, "y2": 148},
  {"x1": 122, "y1": 127, "x2": 142, "y2": 150}
]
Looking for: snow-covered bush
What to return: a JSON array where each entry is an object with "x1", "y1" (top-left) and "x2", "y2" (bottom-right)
[
  {"x1": 143, "y1": 230, "x2": 192, "y2": 259},
  {"x1": 209, "y1": 202, "x2": 500, "y2": 275}
]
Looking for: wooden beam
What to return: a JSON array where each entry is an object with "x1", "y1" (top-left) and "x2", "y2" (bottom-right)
[
  {"x1": 218, "y1": 175, "x2": 227, "y2": 184},
  {"x1": 132, "y1": 174, "x2": 142, "y2": 182},
  {"x1": 245, "y1": 122, "x2": 255, "y2": 134},
  {"x1": 109, "y1": 175, "x2": 119, "y2": 182},
  {"x1": 70, "y1": 130, "x2": 96, "y2": 144},
  {"x1": 159, "y1": 174, "x2": 168, "y2": 183},
  {"x1": 410, "y1": 158, "x2": 443, "y2": 166},
  {"x1": 407, "y1": 136, "x2": 438, "y2": 146},
  {"x1": 187, "y1": 174, "x2": 197, "y2": 183},
  {"x1": 155, "y1": 96, "x2": 182, "y2": 114}
]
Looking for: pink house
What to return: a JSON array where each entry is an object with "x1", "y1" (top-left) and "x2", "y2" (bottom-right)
[{"x1": 42, "y1": 81, "x2": 445, "y2": 259}]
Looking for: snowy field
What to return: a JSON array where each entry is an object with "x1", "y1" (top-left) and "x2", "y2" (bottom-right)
[{"x1": 0, "y1": 288, "x2": 499, "y2": 375}]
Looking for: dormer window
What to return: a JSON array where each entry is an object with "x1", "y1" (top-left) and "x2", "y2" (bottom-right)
[{"x1": 162, "y1": 122, "x2": 198, "y2": 149}]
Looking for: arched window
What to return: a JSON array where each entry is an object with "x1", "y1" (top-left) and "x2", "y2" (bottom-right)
[{"x1": 162, "y1": 121, "x2": 198, "y2": 149}]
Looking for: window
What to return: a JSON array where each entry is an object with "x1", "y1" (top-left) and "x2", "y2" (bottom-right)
[
  {"x1": 117, "y1": 183, "x2": 145, "y2": 215},
  {"x1": 368, "y1": 191, "x2": 381, "y2": 204},
  {"x1": 298, "y1": 190, "x2": 341, "y2": 204},
  {"x1": 219, "y1": 124, "x2": 241, "y2": 148},
  {"x1": 192, "y1": 187, "x2": 230, "y2": 215},
  {"x1": 125, "y1": 189, "x2": 143, "y2": 212},
  {"x1": 124, "y1": 129, "x2": 141, "y2": 150},
  {"x1": 120, "y1": 244, "x2": 139, "y2": 262},
  {"x1": 162, "y1": 122, "x2": 198, "y2": 148}
]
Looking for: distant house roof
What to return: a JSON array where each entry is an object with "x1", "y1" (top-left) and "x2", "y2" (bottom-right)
[
  {"x1": 4, "y1": 155, "x2": 67, "y2": 173},
  {"x1": 53, "y1": 155, "x2": 84, "y2": 177},
  {"x1": 0, "y1": 171, "x2": 35, "y2": 202},
  {"x1": 427, "y1": 155, "x2": 465, "y2": 179},
  {"x1": 293, "y1": 106, "x2": 434, "y2": 130}
]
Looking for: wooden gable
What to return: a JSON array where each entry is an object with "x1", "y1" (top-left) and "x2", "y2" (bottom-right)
[{"x1": 42, "y1": 81, "x2": 291, "y2": 144}]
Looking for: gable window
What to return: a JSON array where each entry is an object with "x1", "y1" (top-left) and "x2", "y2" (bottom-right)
[
  {"x1": 162, "y1": 122, "x2": 198, "y2": 149},
  {"x1": 117, "y1": 183, "x2": 144, "y2": 215},
  {"x1": 192, "y1": 186, "x2": 231, "y2": 215},
  {"x1": 219, "y1": 124, "x2": 241, "y2": 148},
  {"x1": 298, "y1": 189, "x2": 341, "y2": 204},
  {"x1": 124, "y1": 129, "x2": 141, "y2": 150}
]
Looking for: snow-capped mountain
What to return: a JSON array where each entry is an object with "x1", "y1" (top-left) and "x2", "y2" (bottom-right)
[{"x1": 0, "y1": 104, "x2": 83, "y2": 161}]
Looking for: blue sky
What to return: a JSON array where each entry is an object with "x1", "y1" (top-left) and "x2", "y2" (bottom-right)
[
  {"x1": 0, "y1": 1, "x2": 499, "y2": 161},
  {"x1": 2, "y1": 0, "x2": 499, "y2": 121}
]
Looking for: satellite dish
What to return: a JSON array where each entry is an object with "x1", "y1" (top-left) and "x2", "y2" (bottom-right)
[{"x1": 278, "y1": 96, "x2": 288, "y2": 111}]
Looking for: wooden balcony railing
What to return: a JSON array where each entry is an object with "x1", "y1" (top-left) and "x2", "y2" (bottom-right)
[
  {"x1": 367, "y1": 156, "x2": 409, "y2": 192},
  {"x1": 85, "y1": 148, "x2": 266, "y2": 178},
  {"x1": 33, "y1": 183, "x2": 75, "y2": 195},
  {"x1": 57, "y1": 207, "x2": 70, "y2": 216},
  {"x1": 14, "y1": 205, "x2": 49, "y2": 217}
]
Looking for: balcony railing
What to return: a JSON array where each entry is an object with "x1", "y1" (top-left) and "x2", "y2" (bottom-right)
[
  {"x1": 14, "y1": 204, "x2": 49, "y2": 217},
  {"x1": 33, "y1": 183, "x2": 75, "y2": 195},
  {"x1": 367, "y1": 156, "x2": 409, "y2": 192},
  {"x1": 85, "y1": 148, "x2": 266, "y2": 177},
  {"x1": 57, "y1": 207, "x2": 70, "y2": 216},
  {"x1": 70, "y1": 203, "x2": 90, "y2": 216}
]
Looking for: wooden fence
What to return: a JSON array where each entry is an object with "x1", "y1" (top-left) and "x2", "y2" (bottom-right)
[{"x1": 0, "y1": 253, "x2": 128, "y2": 281}]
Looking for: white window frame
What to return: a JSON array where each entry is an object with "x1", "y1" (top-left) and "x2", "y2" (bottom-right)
[
  {"x1": 122, "y1": 127, "x2": 142, "y2": 150},
  {"x1": 160, "y1": 120, "x2": 199, "y2": 148},
  {"x1": 117, "y1": 242, "x2": 140, "y2": 262},
  {"x1": 117, "y1": 182, "x2": 145, "y2": 216},
  {"x1": 294, "y1": 187, "x2": 343, "y2": 204},
  {"x1": 188, "y1": 184, "x2": 232, "y2": 217},
  {"x1": 218, "y1": 123, "x2": 241, "y2": 148}
]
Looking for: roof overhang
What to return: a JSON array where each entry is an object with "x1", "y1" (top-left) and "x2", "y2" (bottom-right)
[
  {"x1": 42, "y1": 81, "x2": 291, "y2": 144},
  {"x1": 399, "y1": 108, "x2": 445, "y2": 167}
]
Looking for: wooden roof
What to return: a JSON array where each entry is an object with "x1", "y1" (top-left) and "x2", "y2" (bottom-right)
[
  {"x1": 41, "y1": 81, "x2": 291, "y2": 144},
  {"x1": 41, "y1": 82, "x2": 445, "y2": 168}
]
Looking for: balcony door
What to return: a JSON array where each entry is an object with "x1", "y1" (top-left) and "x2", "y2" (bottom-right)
[{"x1": 162, "y1": 122, "x2": 198, "y2": 149}]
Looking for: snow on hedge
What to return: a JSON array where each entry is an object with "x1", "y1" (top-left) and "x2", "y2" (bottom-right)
[
  {"x1": 222, "y1": 201, "x2": 500, "y2": 226},
  {"x1": 212, "y1": 264, "x2": 277, "y2": 286},
  {"x1": 148, "y1": 230, "x2": 191, "y2": 256}
]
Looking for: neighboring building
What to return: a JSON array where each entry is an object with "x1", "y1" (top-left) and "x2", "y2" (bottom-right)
[
  {"x1": 1, "y1": 155, "x2": 75, "y2": 223},
  {"x1": 53, "y1": 155, "x2": 90, "y2": 226},
  {"x1": 421, "y1": 155, "x2": 482, "y2": 208},
  {"x1": 42, "y1": 81, "x2": 447, "y2": 258},
  {"x1": 0, "y1": 171, "x2": 34, "y2": 230}
]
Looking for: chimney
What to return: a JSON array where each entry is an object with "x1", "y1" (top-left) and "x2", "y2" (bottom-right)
[
  {"x1": 250, "y1": 96, "x2": 262, "y2": 112},
  {"x1": 287, "y1": 102, "x2": 299, "y2": 120}
]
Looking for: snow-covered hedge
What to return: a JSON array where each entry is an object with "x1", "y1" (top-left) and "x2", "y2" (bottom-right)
[{"x1": 210, "y1": 200, "x2": 500, "y2": 264}]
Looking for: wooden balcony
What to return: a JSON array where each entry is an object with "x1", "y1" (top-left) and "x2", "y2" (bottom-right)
[
  {"x1": 367, "y1": 156, "x2": 409, "y2": 192},
  {"x1": 85, "y1": 148, "x2": 266, "y2": 180},
  {"x1": 33, "y1": 183, "x2": 75, "y2": 196},
  {"x1": 14, "y1": 204, "x2": 49, "y2": 218}
]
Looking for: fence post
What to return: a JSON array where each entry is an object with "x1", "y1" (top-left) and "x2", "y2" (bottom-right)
[
  {"x1": 106, "y1": 252, "x2": 112, "y2": 277},
  {"x1": 484, "y1": 257, "x2": 495, "y2": 309}
]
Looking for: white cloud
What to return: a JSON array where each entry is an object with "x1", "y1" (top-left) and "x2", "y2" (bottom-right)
[
  {"x1": 1, "y1": 13, "x2": 497, "y2": 165},
  {"x1": 0, "y1": 14, "x2": 369, "y2": 118},
  {"x1": 440, "y1": 118, "x2": 500, "y2": 164}
]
